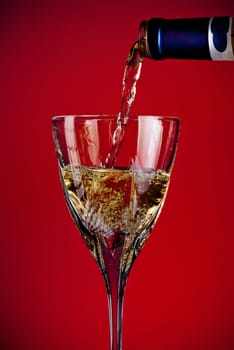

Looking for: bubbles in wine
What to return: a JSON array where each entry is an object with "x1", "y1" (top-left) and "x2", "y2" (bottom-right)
[{"x1": 62, "y1": 165, "x2": 170, "y2": 248}]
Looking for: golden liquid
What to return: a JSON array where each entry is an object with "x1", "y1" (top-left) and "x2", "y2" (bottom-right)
[{"x1": 62, "y1": 165, "x2": 169, "y2": 257}]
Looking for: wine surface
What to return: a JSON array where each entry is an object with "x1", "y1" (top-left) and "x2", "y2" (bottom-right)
[{"x1": 61, "y1": 165, "x2": 170, "y2": 274}]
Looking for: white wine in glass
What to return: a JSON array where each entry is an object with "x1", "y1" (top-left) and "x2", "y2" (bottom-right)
[{"x1": 52, "y1": 114, "x2": 179, "y2": 350}]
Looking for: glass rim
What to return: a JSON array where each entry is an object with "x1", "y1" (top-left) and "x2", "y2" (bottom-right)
[{"x1": 52, "y1": 114, "x2": 180, "y2": 122}]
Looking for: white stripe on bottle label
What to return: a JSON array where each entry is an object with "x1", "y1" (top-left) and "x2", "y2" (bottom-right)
[{"x1": 208, "y1": 17, "x2": 234, "y2": 60}]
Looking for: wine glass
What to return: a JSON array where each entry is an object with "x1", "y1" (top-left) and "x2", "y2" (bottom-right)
[{"x1": 52, "y1": 114, "x2": 179, "y2": 350}]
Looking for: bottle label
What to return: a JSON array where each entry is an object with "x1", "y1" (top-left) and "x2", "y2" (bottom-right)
[{"x1": 208, "y1": 17, "x2": 234, "y2": 60}]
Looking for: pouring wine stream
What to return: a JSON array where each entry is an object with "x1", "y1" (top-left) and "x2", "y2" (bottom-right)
[{"x1": 105, "y1": 38, "x2": 145, "y2": 167}]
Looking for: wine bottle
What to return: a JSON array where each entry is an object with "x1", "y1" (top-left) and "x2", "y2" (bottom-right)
[{"x1": 140, "y1": 16, "x2": 234, "y2": 60}]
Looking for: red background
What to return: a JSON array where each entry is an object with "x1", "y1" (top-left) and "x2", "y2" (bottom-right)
[{"x1": 1, "y1": 1, "x2": 234, "y2": 349}]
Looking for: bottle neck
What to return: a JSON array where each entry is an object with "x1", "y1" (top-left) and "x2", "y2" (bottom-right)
[{"x1": 140, "y1": 16, "x2": 234, "y2": 60}]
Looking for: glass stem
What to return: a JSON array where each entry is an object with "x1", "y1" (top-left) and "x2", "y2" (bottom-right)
[{"x1": 102, "y1": 246, "x2": 127, "y2": 350}]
